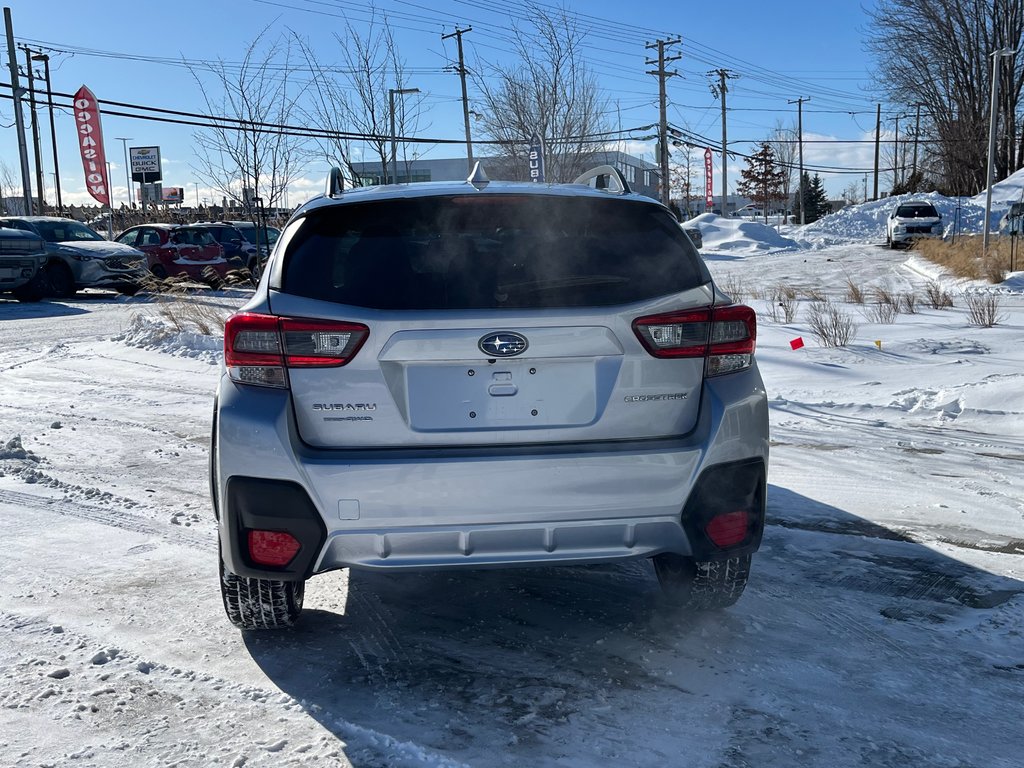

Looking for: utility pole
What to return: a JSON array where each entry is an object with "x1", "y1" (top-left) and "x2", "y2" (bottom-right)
[
  {"x1": 893, "y1": 113, "x2": 901, "y2": 190},
  {"x1": 873, "y1": 103, "x2": 881, "y2": 201},
  {"x1": 442, "y1": 27, "x2": 474, "y2": 174},
  {"x1": 116, "y1": 138, "x2": 134, "y2": 209},
  {"x1": 710, "y1": 69, "x2": 736, "y2": 216},
  {"x1": 984, "y1": 48, "x2": 1017, "y2": 254},
  {"x1": 4, "y1": 8, "x2": 33, "y2": 215},
  {"x1": 32, "y1": 52, "x2": 61, "y2": 213},
  {"x1": 646, "y1": 38, "x2": 681, "y2": 208},
  {"x1": 788, "y1": 97, "x2": 809, "y2": 225},
  {"x1": 911, "y1": 103, "x2": 922, "y2": 179},
  {"x1": 21, "y1": 45, "x2": 45, "y2": 211}
]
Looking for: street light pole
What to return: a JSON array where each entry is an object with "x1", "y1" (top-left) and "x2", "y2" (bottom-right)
[
  {"x1": 116, "y1": 137, "x2": 133, "y2": 209},
  {"x1": 389, "y1": 87, "x2": 419, "y2": 185},
  {"x1": 32, "y1": 53, "x2": 62, "y2": 213},
  {"x1": 983, "y1": 47, "x2": 1016, "y2": 255}
]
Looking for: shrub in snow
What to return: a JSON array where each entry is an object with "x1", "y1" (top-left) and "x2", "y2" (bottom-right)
[
  {"x1": 764, "y1": 284, "x2": 799, "y2": 323},
  {"x1": 807, "y1": 299, "x2": 857, "y2": 347},
  {"x1": 844, "y1": 278, "x2": 865, "y2": 304},
  {"x1": 925, "y1": 282, "x2": 954, "y2": 309},
  {"x1": 900, "y1": 292, "x2": 919, "y2": 314},
  {"x1": 965, "y1": 293, "x2": 1004, "y2": 328}
]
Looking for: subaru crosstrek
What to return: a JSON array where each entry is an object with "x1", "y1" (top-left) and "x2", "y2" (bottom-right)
[{"x1": 211, "y1": 165, "x2": 770, "y2": 629}]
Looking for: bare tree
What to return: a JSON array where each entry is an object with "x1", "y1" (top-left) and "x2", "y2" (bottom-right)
[
  {"x1": 866, "y1": 0, "x2": 1024, "y2": 194},
  {"x1": 0, "y1": 158, "x2": 19, "y2": 214},
  {"x1": 187, "y1": 28, "x2": 308, "y2": 211},
  {"x1": 295, "y1": 11, "x2": 422, "y2": 186},
  {"x1": 473, "y1": 6, "x2": 610, "y2": 182},
  {"x1": 767, "y1": 120, "x2": 797, "y2": 211}
]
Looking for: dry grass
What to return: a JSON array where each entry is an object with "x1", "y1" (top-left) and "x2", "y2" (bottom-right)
[
  {"x1": 899, "y1": 291, "x2": 919, "y2": 314},
  {"x1": 844, "y1": 277, "x2": 865, "y2": 304},
  {"x1": 915, "y1": 237, "x2": 1011, "y2": 284},
  {"x1": 139, "y1": 272, "x2": 242, "y2": 337}
]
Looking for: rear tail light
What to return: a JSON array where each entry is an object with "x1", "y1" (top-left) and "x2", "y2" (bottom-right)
[
  {"x1": 224, "y1": 312, "x2": 368, "y2": 388},
  {"x1": 633, "y1": 304, "x2": 756, "y2": 376}
]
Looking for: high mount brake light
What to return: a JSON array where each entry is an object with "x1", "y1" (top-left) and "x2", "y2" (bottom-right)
[
  {"x1": 224, "y1": 312, "x2": 369, "y2": 388},
  {"x1": 633, "y1": 304, "x2": 756, "y2": 376}
]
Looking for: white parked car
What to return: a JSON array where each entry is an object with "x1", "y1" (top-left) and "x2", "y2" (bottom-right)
[{"x1": 886, "y1": 201, "x2": 943, "y2": 248}]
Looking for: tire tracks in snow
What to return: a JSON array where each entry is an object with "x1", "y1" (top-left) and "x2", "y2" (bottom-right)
[{"x1": 0, "y1": 487, "x2": 210, "y2": 551}]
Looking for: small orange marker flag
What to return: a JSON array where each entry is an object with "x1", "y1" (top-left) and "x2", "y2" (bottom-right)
[
  {"x1": 790, "y1": 337, "x2": 805, "y2": 350},
  {"x1": 874, "y1": 340, "x2": 882, "y2": 350}
]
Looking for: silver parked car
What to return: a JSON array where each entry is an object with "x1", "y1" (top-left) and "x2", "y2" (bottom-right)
[
  {"x1": 0, "y1": 216, "x2": 147, "y2": 297},
  {"x1": 211, "y1": 165, "x2": 770, "y2": 630}
]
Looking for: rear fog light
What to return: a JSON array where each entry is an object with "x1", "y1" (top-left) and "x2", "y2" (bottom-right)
[
  {"x1": 247, "y1": 530, "x2": 302, "y2": 567},
  {"x1": 705, "y1": 511, "x2": 750, "y2": 548}
]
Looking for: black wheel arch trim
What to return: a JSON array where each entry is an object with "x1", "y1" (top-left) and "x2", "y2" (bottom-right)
[
  {"x1": 220, "y1": 476, "x2": 327, "y2": 581},
  {"x1": 679, "y1": 457, "x2": 766, "y2": 561}
]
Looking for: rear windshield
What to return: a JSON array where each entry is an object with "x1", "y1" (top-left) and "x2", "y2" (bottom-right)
[
  {"x1": 895, "y1": 204, "x2": 939, "y2": 218},
  {"x1": 280, "y1": 195, "x2": 709, "y2": 310}
]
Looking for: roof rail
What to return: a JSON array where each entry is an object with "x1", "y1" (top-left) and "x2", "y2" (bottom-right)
[
  {"x1": 573, "y1": 165, "x2": 631, "y2": 195},
  {"x1": 325, "y1": 167, "x2": 344, "y2": 198},
  {"x1": 466, "y1": 161, "x2": 490, "y2": 190}
]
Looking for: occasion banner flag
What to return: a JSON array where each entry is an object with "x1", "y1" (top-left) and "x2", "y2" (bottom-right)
[
  {"x1": 704, "y1": 148, "x2": 714, "y2": 210},
  {"x1": 528, "y1": 133, "x2": 545, "y2": 183},
  {"x1": 73, "y1": 86, "x2": 111, "y2": 206}
]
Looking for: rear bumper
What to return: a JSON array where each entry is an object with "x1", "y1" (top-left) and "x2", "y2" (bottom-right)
[{"x1": 214, "y1": 368, "x2": 769, "y2": 579}]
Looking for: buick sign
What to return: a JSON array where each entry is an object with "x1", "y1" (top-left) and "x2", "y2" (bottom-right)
[{"x1": 479, "y1": 332, "x2": 528, "y2": 357}]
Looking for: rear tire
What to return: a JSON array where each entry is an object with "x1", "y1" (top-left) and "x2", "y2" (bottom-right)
[
  {"x1": 653, "y1": 553, "x2": 751, "y2": 610},
  {"x1": 220, "y1": 557, "x2": 305, "y2": 630}
]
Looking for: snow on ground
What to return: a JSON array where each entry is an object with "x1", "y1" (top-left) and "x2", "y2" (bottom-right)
[{"x1": 1, "y1": 216, "x2": 1022, "y2": 767}]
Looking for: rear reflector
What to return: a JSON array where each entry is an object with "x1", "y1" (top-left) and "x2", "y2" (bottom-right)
[
  {"x1": 633, "y1": 304, "x2": 756, "y2": 376},
  {"x1": 247, "y1": 529, "x2": 301, "y2": 567},
  {"x1": 705, "y1": 511, "x2": 750, "y2": 548},
  {"x1": 224, "y1": 312, "x2": 369, "y2": 388}
]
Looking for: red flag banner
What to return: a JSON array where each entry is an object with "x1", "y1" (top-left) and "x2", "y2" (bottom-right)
[{"x1": 73, "y1": 86, "x2": 111, "y2": 206}]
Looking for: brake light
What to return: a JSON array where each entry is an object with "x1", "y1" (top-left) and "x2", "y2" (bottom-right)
[
  {"x1": 633, "y1": 304, "x2": 756, "y2": 376},
  {"x1": 224, "y1": 312, "x2": 368, "y2": 388}
]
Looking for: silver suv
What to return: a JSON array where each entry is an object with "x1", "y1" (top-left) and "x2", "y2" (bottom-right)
[{"x1": 211, "y1": 165, "x2": 769, "y2": 630}]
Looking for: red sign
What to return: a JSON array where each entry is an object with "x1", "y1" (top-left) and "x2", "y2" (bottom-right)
[
  {"x1": 73, "y1": 86, "x2": 111, "y2": 206},
  {"x1": 704, "y1": 148, "x2": 714, "y2": 210}
]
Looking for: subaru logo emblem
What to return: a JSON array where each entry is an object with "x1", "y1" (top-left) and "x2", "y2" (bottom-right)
[{"x1": 479, "y1": 332, "x2": 528, "y2": 357}]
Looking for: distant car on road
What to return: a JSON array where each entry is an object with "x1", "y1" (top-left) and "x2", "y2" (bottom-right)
[
  {"x1": 886, "y1": 201, "x2": 943, "y2": 248},
  {"x1": 0, "y1": 225, "x2": 48, "y2": 302},
  {"x1": 0, "y1": 216, "x2": 147, "y2": 297},
  {"x1": 115, "y1": 224, "x2": 230, "y2": 285}
]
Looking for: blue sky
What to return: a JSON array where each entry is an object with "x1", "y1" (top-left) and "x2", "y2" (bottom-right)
[{"x1": 1, "y1": 0, "x2": 889, "y2": 208}]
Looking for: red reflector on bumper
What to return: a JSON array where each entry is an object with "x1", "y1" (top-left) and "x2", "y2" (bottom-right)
[
  {"x1": 247, "y1": 530, "x2": 301, "y2": 567},
  {"x1": 705, "y1": 511, "x2": 750, "y2": 548}
]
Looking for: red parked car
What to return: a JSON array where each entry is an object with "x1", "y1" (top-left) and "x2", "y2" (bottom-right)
[{"x1": 115, "y1": 224, "x2": 231, "y2": 284}]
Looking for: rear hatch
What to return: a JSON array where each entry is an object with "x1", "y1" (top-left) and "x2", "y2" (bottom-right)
[{"x1": 268, "y1": 191, "x2": 716, "y2": 449}]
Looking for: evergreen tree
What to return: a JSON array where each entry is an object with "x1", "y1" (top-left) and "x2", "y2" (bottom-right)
[
  {"x1": 792, "y1": 172, "x2": 831, "y2": 224},
  {"x1": 736, "y1": 143, "x2": 786, "y2": 221}
]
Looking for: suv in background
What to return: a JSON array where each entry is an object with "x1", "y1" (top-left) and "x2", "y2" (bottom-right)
[
  {"x1": 0, "y1": 225, "x2": 48, "y2": 301},
  {"x1": 211, "y1": 165, "x2": 769, "y2": 630},
  {"x1": 224, "y1": 220, "x2": 279, "y2": 278},
  {"x1": 0, "y1": 216, "x2": 147, "y2": 297},
  {"x1": 886, "y1": 200, "x2": 943, "y2": 248}
]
